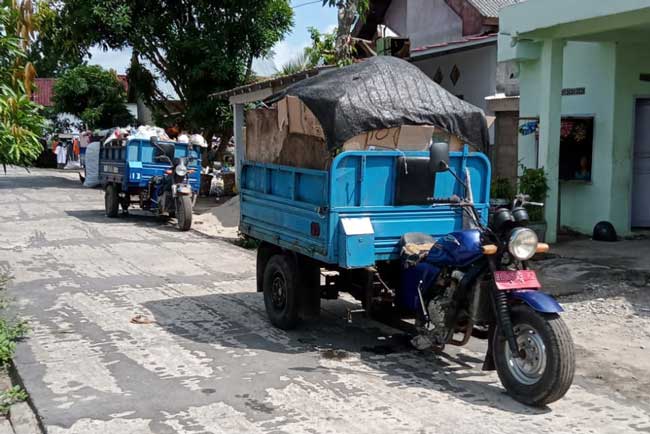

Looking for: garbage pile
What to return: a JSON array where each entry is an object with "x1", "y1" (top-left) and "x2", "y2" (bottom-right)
[{"x1": 101, "y1": 125, "x2": 208, "y2": 148}]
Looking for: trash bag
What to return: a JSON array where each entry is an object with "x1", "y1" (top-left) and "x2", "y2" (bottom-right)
[{"x1": 83, "y1": 142, "x2": 101, "y2": 187}]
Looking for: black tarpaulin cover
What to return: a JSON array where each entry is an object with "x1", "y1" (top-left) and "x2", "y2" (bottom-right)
[{"x1": 269, "y1": 56, "x2": 489, "y2": 150}]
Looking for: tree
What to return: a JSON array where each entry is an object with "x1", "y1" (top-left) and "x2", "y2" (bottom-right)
[
  {"x1": 275, "y1": 27, "x2": 336, "y2": 76},
  {"x1": 322, "y1": 0, "x2": 368, "y2": 64},
  {"x1": 52, "y1": 65, "x2": 134, "y2": 129},
  {"x1": 304, "y1": 27, "x2": 337, "y2": 67},
  {"x1": 0, "y1": 1, "x2": 47, "y2": 170},
  {"x1": 26, "y1": 0, "x2": 85, "y2": 76},
  {"x1": 54, "y1": 0, "x2": 294, "y2": 133}
]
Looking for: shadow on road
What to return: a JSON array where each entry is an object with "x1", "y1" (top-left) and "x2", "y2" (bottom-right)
[
  {"x1": 143, "y1": 292, "x2": 552, "y2": 416},
  {"x1": 0, "y1": 174, "x2": 84, "y2": 190},
  {"x1": 65, "y1": 209, "x2": 183, "y2": 232}
]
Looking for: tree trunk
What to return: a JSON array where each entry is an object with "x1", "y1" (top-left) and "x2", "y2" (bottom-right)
[
  {"x1": 244, "y1": 54, "x2": 254, "y2": 83},
  {"x1": 335, "y1": 0, "x2": 358, "y2": 63}
]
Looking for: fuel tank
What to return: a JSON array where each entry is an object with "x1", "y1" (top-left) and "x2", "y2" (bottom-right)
[
  {"x1": 425, "y1": 229, "x2": 483, "y2": 267},
  {"x1": 397, "y1": 230, "x2": 483, "y2": 312}
]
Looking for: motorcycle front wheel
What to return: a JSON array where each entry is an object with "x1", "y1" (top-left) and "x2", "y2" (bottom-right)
[
  {"x1": 176, "y1": 195, "x2": 193, "y2": 231},
  {"x1": 493, "y1": 304, "x2": 575, "y2": 406}
]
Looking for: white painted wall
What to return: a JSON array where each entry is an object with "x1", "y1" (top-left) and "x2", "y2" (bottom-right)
[
  {"x1": 384, "y1": 0, "x2": 463, "y2": 48},
  {"x1": 412, "y1": 44, "x2": 498, "y2": 114},
  {"x1": 384, "y1": 0, "x2": 407, "y2": 36}
]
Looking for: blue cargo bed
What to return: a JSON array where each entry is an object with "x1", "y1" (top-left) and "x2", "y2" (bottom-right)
[{"x1": 240, "y1": 147, "x2": 490, "y2": 269}]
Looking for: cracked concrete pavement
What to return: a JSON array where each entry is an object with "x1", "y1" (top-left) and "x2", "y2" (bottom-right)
[{"x1": 0, "y1": 168, "x2": 649, "y2": 433}]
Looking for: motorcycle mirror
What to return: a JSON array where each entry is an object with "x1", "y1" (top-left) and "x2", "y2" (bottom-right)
[{"x1": 429, "y1": 142, "x2": 450, "y2": 173}]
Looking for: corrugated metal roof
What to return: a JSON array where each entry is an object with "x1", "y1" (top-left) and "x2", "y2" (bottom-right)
[
  {"x1": 466, "y1": 0, "x2": 524, "y2": 18},
  {"x1": 210, "y1": 67, "x2": 330, "y2": 100},
  {"x1": 31, "y1": 75, "x2": 129, "y2": 107},
  {"x1": 411, "y1": 33, "x2": 497, "y2": 54}
]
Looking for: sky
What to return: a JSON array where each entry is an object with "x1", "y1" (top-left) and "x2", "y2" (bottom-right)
[{"x1": 85, "y1": 1, "x2": 338, "y2": 96}]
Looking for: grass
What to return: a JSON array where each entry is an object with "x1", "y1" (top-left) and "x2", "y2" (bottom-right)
[
  {"x1": 233, "y1": 235, "x2": 260, "y2": 250},
  {"x1": 0, "y1": 274, "x2": 28, "y2": 415},
  {"x1": 0, "y1": 386, "x2": 27, "y2": 415}
]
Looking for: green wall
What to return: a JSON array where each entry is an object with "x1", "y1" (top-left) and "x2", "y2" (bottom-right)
[
  {"x1": 518, "y1": 41, "x2": 650, "y2": 235},
  {"x1": 611, "y1": 43, "x2": 650, "y2": 231},
  {"x1": 558, "y1": 42, "x2": 617, "y2": 234}
]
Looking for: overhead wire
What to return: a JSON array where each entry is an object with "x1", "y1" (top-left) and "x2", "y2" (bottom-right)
[{"x1": 292, "y1": 0, "x2": 322, "y2": 8}]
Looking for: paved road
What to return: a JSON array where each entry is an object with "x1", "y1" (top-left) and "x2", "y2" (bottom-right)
[{"x1": 1, "y1": 168, "x2": 649, "y2": 434}]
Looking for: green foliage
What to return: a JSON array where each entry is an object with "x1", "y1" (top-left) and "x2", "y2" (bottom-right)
[
  {"x1": 321, "y1": 0, "x2": 366, "y2": 65},
  {"x1": 0, "y1": 274, "x2": 28, "y2": 386},
  {"x1": 0, "y1": 385, "x2": 27, "y2": 415},
  {"x1": 304, "y1": 27, "x2": 337, "y2": 67},
  {"x1": 519, "y1": 166, "x2": 549, "y2": 222},
  {"x1": 275, "y1": 52, "x2": 309, "y2": 77},
  {"x1": 53, "y1": 65, "x2": 135, "y2": 129},
  {"x1": 0, "y1": 274, "x2": 27, "y2": 416},
  {"x1": 491, "y1": 177, "x2": 515, "y2": 201},
  {"x1": 0, "y1": 5, "x2": 47, "y2": 169},
  {"x1": 275, "y1": 26, "x2": 340, "y2": 76},
  {"x1": 234, "y1": 235, "x2": 260, "y2": 250},
  {"x1": 321, "y1": 0, "x2": 369, "y2": 16},
  {"x1": 0, "y1": 84, "x2": 46, "y2": 169},
  {"x1": 55, "y1": 0, "x2": 294, "y2": 133},
  {"x1": 26, "y1": 0, "x2": 85, "y2": 76}
]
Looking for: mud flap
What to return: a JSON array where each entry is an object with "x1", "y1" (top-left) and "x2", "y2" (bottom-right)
[{"x1": 298, "y1": 256, "x2": 321, "y2": 320}]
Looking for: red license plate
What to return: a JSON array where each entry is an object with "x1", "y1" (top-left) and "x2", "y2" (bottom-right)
[{"x1": 494, "y1": 270, "x2": 541, "y2": 290}]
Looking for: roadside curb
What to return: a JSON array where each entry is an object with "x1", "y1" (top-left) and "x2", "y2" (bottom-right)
[{"x1": 7, "y1": 362, "x2": 45, "y2": 434}]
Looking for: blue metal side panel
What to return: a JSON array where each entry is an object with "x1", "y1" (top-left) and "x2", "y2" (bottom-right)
[
  {"x1": 241, "y1": 147, "x2": 491, "y2": 267},
  {"x1": 328, "y1": 149, "x2": 491, "y2": 265},
  {"x1": 239, "y1": 162, "x2": 330, "y2": 260},
  {"x1": 98, "y1": 146, "x2": 126, "y2": 186},
  {"x1": 99, "y1": 140, "x2": 202, "y2": 192}
]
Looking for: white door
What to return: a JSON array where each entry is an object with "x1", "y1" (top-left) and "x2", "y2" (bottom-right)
[{"x1": 632, "y1": 99, "x2": 650, "y2": 227}]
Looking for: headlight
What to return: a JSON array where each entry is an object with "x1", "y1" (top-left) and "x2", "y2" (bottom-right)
[
  {"x1": 508, "y1": 228, "x2": 538, "y2": 260},
  {"x1": 175, "y1": 165, "x2": 187, "y2": 177}
]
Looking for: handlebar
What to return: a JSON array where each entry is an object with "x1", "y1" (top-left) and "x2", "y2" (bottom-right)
[
  {"x1": 428, "y1": 195, "x2": 462, "y2": 205},
  {"x1": 513, "y1": 193, "x2": 544, "y2": 208}
]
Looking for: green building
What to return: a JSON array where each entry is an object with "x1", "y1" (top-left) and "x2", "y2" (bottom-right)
[{"x1": 499, "y1": 1, "x2": 650, "y2": 242}]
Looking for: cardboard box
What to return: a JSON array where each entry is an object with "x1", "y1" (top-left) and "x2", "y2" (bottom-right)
[
  {"x1": 342, "y1": 125, "x2": 436, "y2": 151},
  {"x1": 396, "y1": 125, "x2": 436, "y2": 150},
  {"x1": 277, "y1": 96, "x2": 325, "y2": 139},
  {"x1": 245, "y1": 105, "x2": 329, "y2": 170}
]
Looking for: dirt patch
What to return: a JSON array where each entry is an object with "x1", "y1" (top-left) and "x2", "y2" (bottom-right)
[{"x1": 193, "y1": 195, "x2": 240, "y2": 240}]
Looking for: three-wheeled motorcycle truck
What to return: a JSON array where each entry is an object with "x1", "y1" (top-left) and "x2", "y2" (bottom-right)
[
  {"x1": 99, "y1": 136, "x2": 201, "y2": 231},
  {"x1": 240, "y1": 57, "x2": 575, "y2": 407}
]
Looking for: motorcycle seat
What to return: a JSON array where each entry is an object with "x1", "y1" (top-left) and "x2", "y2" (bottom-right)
[{"x1": 400, "y1": 232, "x2": 436, "y2": 267}]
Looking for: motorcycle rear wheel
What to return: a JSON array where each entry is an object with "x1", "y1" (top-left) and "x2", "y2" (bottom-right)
[
  {"x1": 176, "y1": 195, "x2": 192, "y2": 231},
  {"x1": 493, "y1": 304, "x2": 575, "y2": 406}
]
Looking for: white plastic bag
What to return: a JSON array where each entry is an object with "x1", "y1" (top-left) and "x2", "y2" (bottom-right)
[
  {"x1": 83, "y1": 142, "x2": 101, "y2": 187},
  {"x1": 190, "y1": 134, "x2": 207, "y2": 148}
]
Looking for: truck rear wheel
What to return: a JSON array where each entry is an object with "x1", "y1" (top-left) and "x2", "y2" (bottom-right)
[
  {"x1": 176, "y1": 195, "x2": 192, "y2": 231},
  {"x1": 105, "y1": 184, "x2": 119, "y2": 218},
  {"x1": 263, "y1": 254, "x2": 300, "y2": 330}
]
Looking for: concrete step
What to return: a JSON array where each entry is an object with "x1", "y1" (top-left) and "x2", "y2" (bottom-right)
[
  {"x1": 0, "y1": 418, "x2": 14, "y2": 434},
  {"x1": 9, "y1": 402, "x2": 40, "y2": 434}
]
